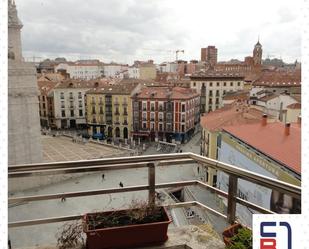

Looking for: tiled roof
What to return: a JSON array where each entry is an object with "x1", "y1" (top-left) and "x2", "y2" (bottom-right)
[
  {"x1": 253, "y1": 70, "x2": 301, "y2": 87},
  {"x1": 191, "y1": 70, "x2": 245, "y2": 79},
  {"x1": 223, "y1": 122, "x2": 301, "y2": 174},
  {"x1": 86, "y1": 82, "x2": 139, "y2": 95},
  {"x1": 54, "y1": 79, "x2": 109, "y2": 89},
  {"x1": 200, "y1": 106, "x2": 263, "y2": 132},
  {"x1": 37, "y1": 80, "x2": 58, "y2": 95},
  {"x1": 223, "y1": 90, "x2": 249, "y2": 100},
  {"x1": 286, "y1": 103, "x2": 301, "y2": 109},
  {"x1": 258, "y1": 94, "x2": 278, "y2": 102},
  {"x1": 137, "y1": 86, "x2": 199, "y2": 100}
]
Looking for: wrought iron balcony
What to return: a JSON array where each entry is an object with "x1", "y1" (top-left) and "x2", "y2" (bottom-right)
[{"x1": 8, "y1": 153, "x2": 301, "y2": 247}]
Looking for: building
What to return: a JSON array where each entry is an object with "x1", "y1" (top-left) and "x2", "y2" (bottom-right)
[
  {"x1": 37, "y1": 79, "x2": 58, "y2": 128},
  {"x1": 132, "y1": 86, "x2": 200, "y2": 143},
  {"x1": 285, "y1": 103, "x2": 301, "y2": 123},
  {"x1": 251, "y1": 69, "x2": 301, "y2": 96},
  {"x1": 52, "y1": 80, "x2": 107, "y2": 129},
  {"x1": 85, "y1": 82, "x2": 141, "y2": 140},
  {"x1": 103, "y1": 63, "x2": 128, "y2": 78},
  {"x1": 139, "y1": 61, "x2": 157, "y2": 80},
  {"x1": 201, "y1": 46, "x2": 218, "y2": 66},
  {"x1": 222, "y1": 90, "x2": 250, "y2": 107},
  {"x1": 214, "y1": 41, "x2": 262, "y2": 73},
  {"x1": 217, "y1": 117, "x2": 301, "y2": 225},
  {"x1": 55, "y1": 61, "x2": 104, "y2": 80},
  {"x1": 8, "y1": 0, "x2": 43, "y2": 164},
  {"x1": 200, "y1": 105, "x2": 267, "y2": 186},
  {"x1": 128, "y1": 66, "x2": 140, "y2": 79},
  {"x1": 190, "y1": 71, "x2": 245, "y2": 113},
  {"x1": 250, "y1": 93, "x2": 299, "y2": 121}
]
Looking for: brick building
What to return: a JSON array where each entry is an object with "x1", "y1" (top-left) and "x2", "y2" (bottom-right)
[
  {"x1": 201, "y1": 46, "x2": 218, "y2": 66},
  {"x1": 131, "y1": 87, "x2": 200, "y2": 143}
]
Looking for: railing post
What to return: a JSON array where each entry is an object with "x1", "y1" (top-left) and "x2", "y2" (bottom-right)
[
  {"x1": 148, "y1": 162, "x2": 156, "y2": 207},
  {"x1": 227, "y1": 175, "x2": 238, "y2": 224}
]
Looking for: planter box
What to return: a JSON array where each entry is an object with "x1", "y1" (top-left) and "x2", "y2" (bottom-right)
[
  {"x1": 222, "y1": 223, "x2": 243, "y2": 246},
  {"x1": 83, "y1": 206, "x2": 171, "y2": 249}
]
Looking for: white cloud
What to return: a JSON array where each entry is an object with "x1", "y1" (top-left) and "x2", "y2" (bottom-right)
[{"x1": 17, "y1": 0, "x2": 301, "y2": 63}]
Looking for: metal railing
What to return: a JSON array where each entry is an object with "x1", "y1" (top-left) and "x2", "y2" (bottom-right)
[{"x1": 8, "y1": 152, "x2": 301, "y2": 228}]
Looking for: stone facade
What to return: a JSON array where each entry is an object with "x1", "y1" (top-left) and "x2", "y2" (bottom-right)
[{"x1": 8, "y1": 0, "x2": 43, "y2": 165}]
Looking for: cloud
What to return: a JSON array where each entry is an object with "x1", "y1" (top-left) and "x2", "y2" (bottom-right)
[{"x1": 17, "y1": 0, "x2": 301, "y2": 63}]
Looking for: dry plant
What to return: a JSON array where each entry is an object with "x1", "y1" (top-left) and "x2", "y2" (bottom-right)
[
  {"x1": 56, "y1": 220, "x2": 85, "y2": 249},
  {"x1": 56, "y1": 199, "x2": 162, "y2": 248}
]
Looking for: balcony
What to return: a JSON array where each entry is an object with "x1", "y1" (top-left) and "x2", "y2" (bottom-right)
[
  {"x1": 8, "y1": 153, "x2": 300, "y2": 248},
  {"x1": 123, "y1": 111, "x2": 128, "y2": 116},
  {"x1": 114, "y1": 111, "x2": 120, "y2": 115}
]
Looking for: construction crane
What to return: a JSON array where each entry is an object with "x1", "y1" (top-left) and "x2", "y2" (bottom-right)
[{"x1": 140, "y1": 48, "x2": 185, "y2": 62}]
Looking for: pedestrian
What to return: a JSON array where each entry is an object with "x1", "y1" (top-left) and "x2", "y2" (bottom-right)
[
  {"x1": 8, "y1": 236, "x2": 11, "y2": 249},
  {"x1": 102, "y1": 174, "x2": 105, "y2": 180},
  {"x1": 119, "y1": 182, "x2": 124, "y2": 188},
  {"x1": 61, "y1": 196, "x2": 66, "y2": 202}
]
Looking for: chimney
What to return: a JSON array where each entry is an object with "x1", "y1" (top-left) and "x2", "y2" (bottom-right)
[
  {"x1": 297, "y1": 116, "x2": 301, "y2": 125},
  {"x1": 285, "y1": 123, "x2": 291, "y2": 136},
  {"x1": 261, "y1": 114, "x2": 267, "y2": 126}
]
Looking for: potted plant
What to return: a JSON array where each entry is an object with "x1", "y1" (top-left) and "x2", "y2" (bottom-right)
[
  {"x1": 57, "y1": 201, "x2": 171, "y2": 249},
  {"x1": 222, "y1": 223, "x2": 252, "y2": 249}
]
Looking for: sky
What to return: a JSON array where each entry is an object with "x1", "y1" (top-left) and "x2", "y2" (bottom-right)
[{"x1": 17, "y1": 0, "x2": 302, "y2": 64}]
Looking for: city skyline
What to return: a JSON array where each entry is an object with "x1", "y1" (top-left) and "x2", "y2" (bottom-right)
[{"x1": 18, "y1": 0, "x2": 301, "y2": 64}]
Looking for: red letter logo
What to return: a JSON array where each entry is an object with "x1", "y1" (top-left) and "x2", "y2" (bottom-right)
[{"x1": 260, "y1": 238, "x2": 276, "y2": 249}]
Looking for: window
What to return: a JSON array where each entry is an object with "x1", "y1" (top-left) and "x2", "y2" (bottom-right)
[
  {"x1": 216, "y1": 90, "x2": 220, "y2": 96},
  {"x1": 78, "y1": 92, "x2": 82, "y2": 99},
  {"x1": 167, "y1": 124, "x2": 172, "y2": 131},
  {"x1": 123, "y1": 107, "x2": 127, "y2": 114},
  {"x1": 70, "y1": 110, "x2": 74, "y2": 117},
  {"x1": 150, "y1": 112, "x2": 155, "y2": 121},
  {"x1": 216, "y1": 82, "x2": 220, "y2": 87},
  {"x1": 151, "y1": 103, "x2": 155, "y2": 111},
  {"x1": 42, "y1": 96, "x2": 45, "y2": 101},
  {"x1": 92, "y1": 106, "x2": 96, "y2": 114},
  {"x1": 60, "y1": 92, "x2": 64, "y2": 99},
  {"x1": 69, "y1": 92, "x2": 73, "y2": 99},
  {"x1": 159, "y1": 113, "x2": 163, "y2": 122},
  {"x1": 150, "y1": 123, "x2": 155, "y2": 130},
  {"x1": 115, "y1": 107, "x2": 119, "y2": 114},
  {"x1": 181, "y1": 124, "x2": 185, "y2": 132},
  {"x1": 193, "y1": 82, "x2": 196, "y2": 87},
  {"x1": 159, "y1": 103, "x2": 164, "y2": 111},
  {"x1": 79, "y1": 100, "x2": 82, "y2": 107},
  {"x1": 61, "y1": 110, "x2": 65, "y2": 117},
  {"x1": 230, "y1": 82, "x2": 233, "y2": 87},
  {"x1": 100, "y1": 106, "x2": 103, "y2": 114},
  {"x1": 166, "y1": 113, "x2": 172, "y2": 120},
  {"x1": 142, "y1": 112, "x2": 147, "y2": 120},
  {"x1": 159, "y1": 123, "x2": 163, "y2": 131},
  {"x1": 223, "y1": 90, "x2": 226, "y2": 95},
  {"x1": 143, "y1": 122, "x2": 146, "y2": 129},
  {"x1": 209, "y1": 90, "x2": 213, "y2": 96},
  {"x1": 237, "y1": 82, "x2": 241, "y2": 86},
  {"x1": 79, "y1": 109, "x2": 83, "y2": 116},
  {"x1": 70, "y1": 101, "x2": 74, "y2": 108},
  {"x1": 181, "y1": 104, "x2": 185, "y2": 112},
  {"x1": 223, "y1": 82, "x2": 226, "y2": 86},
  {"x1": 42, "y1": 103, "x2": 46, "y2": 109},
  {"x1": 142, "y1": 103, "x2": 147, "y2": 111},
  {"x1": 209, "y1": 82, "x2": 213, "y2": 87},
  {"x1": 181, "y1": 114, "x2": 185, "y2": 122}
]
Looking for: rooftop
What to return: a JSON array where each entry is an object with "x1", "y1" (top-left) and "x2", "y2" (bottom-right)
[
  {"x1": 253, "y1": 69, "x2": 301, "y2": 87},
  {"x1": 200, "y1": 105, "x2": 264, "y2": 132},
  {"x1": 191, "y1": 71, "x2": 244, "y2": 79},
  {"x1": 223, "y1": 122, "x2": 301, "y2": 174},
  {"x1": 136, "y1": 86, "x2": 199, "y2": 100}
]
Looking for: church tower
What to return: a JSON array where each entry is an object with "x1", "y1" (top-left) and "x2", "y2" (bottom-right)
[
  {"x1": 253, "y1": 39, "x2": 262, "y2": 66},
  {"x1": 8, "y1": 0, "x2": 43, "y2": 165}
]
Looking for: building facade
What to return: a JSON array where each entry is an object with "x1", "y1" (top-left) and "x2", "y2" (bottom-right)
[
  {"x1": 190, "y1": 72, "x2": 245, "y2": 113},
  {"x1": 132, "y1": 87, "x2": 200, "y2": 143},
  {"x1": 85, "y1": 83, "x2": 140, "y2": 140},
  {"x1": 201, "y1": 46, "x2": 218, "y2": 66},
  {"x1": 53, "y1": 80, "x2": 105, "y2": 129},
  {"x1": 217, "y1": 119, "x2": 301, "y2": 225},
  {"x1": 55, "y1": 62, "x2": 103, "y2": 80}
]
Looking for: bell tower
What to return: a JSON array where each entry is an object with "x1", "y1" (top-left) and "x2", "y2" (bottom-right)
[{"x1": 253, "y1": 39, "x2": 262, "y2": 66}]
